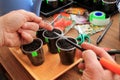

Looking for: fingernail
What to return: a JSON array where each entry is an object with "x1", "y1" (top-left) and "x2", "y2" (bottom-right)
[{"x1": 79, "y1": 69, "x2": 83, "y2": 74}]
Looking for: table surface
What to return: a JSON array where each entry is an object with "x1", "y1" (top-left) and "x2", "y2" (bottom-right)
[{"x1": 0, "y1": 13, "x2": 120, "y2": 80}]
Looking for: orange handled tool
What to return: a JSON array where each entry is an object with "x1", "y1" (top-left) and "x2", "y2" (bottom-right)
[{"x1": 99, "y1": 57, "x2": 120, "y2": 75}]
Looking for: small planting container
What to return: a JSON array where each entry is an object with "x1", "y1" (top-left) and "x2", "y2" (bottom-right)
[
  {"x1": 58, "y1": 0, "x2": 68, "y2": 5},
  {"x1": 75, "y1": 0, "x2": 93, "y2": 6},
  {"x1": 102, "y1": 0, "x2": 117, "y2": 14},
  {"x1": 36, "y1": 28, "x2": 46, "y2": 45},
  {"x1": 21, "y1": 38, "x2": 44, "y2": 66},
  {"x1": 46, "y1": 0, "x2": 58, "y2": 8},
  {"x1": 56, "y1": 37, "x2": 77, "y2": 65},
  {"x1": 43, "y1": 28, "x2": 63, "y2": 54}
]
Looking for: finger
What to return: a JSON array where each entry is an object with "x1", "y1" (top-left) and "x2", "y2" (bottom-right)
[
  {"x1": 39, "y1": 21, "x2": 53, "y2": 31},
  {"x1": 81, "y1": 42, "x2": 115, "y2": 62},
  {"x1": 78, "y1": 62, "x2": 85, "y2": 74},
  {"x1": 16, "y1": 10, "x2": 42, "y2": 23},
  {"x1": 82, "y1": 50, "x2": 104, "y2": 72},
  {"x1": 21, "y1": 22, "x2": 39, "y2": 31},
  {"x1": 20, "y1": 31, "x2": 33, "y2": 44},
  {"x1": 18, "y1": 29, "x2": 36, "y2": 38},
  {"x1": 78, "y1": 62, "x2": 85, "y2": 70},
  {"x1": 75, "y1": 48, "x2": 82, "y2": 59},
  {"x1": 16, "y1": 10, "x2": 53, "y2": 30}
]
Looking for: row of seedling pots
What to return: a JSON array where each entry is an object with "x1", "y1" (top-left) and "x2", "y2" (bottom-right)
[{"x1": 21, "y1": 28, "x2": 77, "y2": 66}]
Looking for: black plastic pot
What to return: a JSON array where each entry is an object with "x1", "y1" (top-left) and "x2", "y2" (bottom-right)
[
  {"x1": 36, "y1": 28, "x2": 46, "y2": 45},
  {"x1": 43, "y1": 28, "x2": 63, "y2": 53},
  {"x1": 102, "y1": 0, "x2": 117, "y2": 14},
  {"x1": 21, "y1": 38, "x2": 45, "y2": 66},
  {"x1": 56, "y1": 37, "x2": 77, "y2": 65}
]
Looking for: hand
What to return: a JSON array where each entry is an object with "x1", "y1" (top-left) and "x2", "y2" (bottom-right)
[
  {"x1": 77, "y1": 42, "x2": 120, "y2": 80},
  {"x1": 0, "y1": 10, "x2": 53, "y2": 47}
]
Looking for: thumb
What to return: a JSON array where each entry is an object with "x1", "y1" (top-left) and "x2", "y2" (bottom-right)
[{"x1": 82, "y1": 50, "x2": 103, "y2": 72}]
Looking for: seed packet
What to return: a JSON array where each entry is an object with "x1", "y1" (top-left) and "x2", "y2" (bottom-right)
[
  {"x1": 53, "y1": 12, "x2": 75, "y2": 34},
  {"x1": 64, "y1": 7, "x2": 87, "y2": 15}
]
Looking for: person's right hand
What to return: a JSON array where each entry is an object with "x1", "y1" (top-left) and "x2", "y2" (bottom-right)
[
  {"x1": 77, "y1": 42, "x2": 120, "y2": 80},
  {"x1": 0, "y1": 10, "x2": 53, "y2": 47}
]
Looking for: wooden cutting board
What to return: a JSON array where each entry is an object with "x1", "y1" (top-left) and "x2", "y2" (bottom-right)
[
  {"x1": 9, "y1": 44, "x2": 82, "y2": 80},
  {"x1": 9, "y1": 28, "x2": 82, "y2": 80}
]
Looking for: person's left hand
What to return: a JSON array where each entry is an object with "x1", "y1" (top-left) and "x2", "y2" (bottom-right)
[
  {"x1": 0, "y1": 10, "x2": 53, "y2": 47},
  {"x1": 76, "y1": 42, "x2": 120, "y2": 80}
]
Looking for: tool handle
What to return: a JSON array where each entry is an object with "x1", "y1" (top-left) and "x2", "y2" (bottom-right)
[
  {"x1": 107, "y1": 50, "x2": 120, "y2": 55},
  {"x1": 99, "y1": 57, "x2": 120, "y2": 75}
]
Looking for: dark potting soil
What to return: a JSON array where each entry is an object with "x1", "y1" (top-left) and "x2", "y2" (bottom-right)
[
  {"x1": 22, "y1": 39, "x2": 41, "y2": 51},
  {"x1": 36, "y1": 28, "x2": 45, "y2": 38},
  {"x1": 57, "y1": 38, "x2": 76, "y2": 49},
  {"x1": 44, "y1": 29, "x2": 61, "y2": 38},
  {"x1": 57, "y1": 38, "x2": 76, "y2": 65}
]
